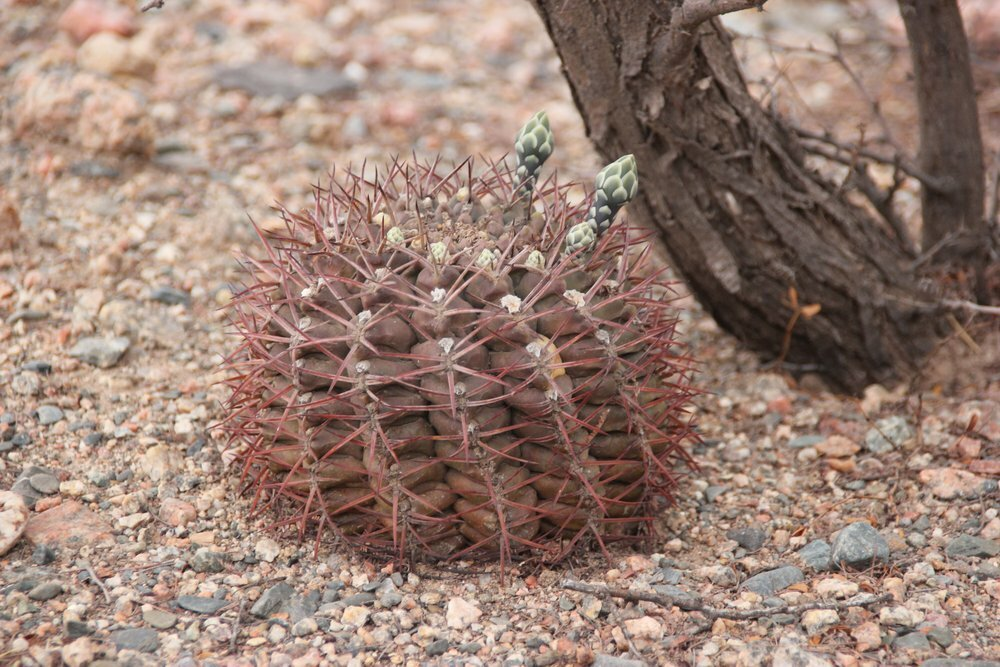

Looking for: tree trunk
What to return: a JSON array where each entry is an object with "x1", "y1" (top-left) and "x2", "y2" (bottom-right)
[
  {"x1": 531, "y1": 0, "x2": 948, "y2": 393},
  {"x1": 898, "y1": 0, "x2": 987, "y2": 288}
]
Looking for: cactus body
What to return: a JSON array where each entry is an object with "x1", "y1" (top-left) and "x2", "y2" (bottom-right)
[{"x1": 223, "y1": 127, "x2": 696, "y2": 568}]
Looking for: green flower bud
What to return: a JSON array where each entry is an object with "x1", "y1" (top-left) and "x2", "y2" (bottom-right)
[
  {"x1": 526, "y1": 249, "x2": 546, "y2": 271},
  {"x1": 429, "y1": 241, "x2": 448, "y2": 264},
  {"x1": 514, "y1": 111, "x2": 554, "y2": 194},
  {"x1": 585, "y1": 154, "x2": 638, "y2": 235},
  {"x1": 385, "y1": 227, "x2": 406, "y2": 245},
  {"x1": 564, "y1": 221, "x2": 596, "y2": 256},
  {"x1": 476, "y1": 248, "x2": 499, "y2": 271}
]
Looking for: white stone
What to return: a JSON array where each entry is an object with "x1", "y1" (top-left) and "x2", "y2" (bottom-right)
[
  {"x1": 879, "y1": 605, "x2": 923, "y2": 628},
  {"x1": 623, "y1": 615, "x2": 663, "y2": 641},
  {"x1": 814, "y1": 577, "x2": 860, "y2": 599},
  {"x1": 341, "y1": 605, "x2": 370, "y2": 627},
  {"x1": 801, "y1": 609, "x2": 839, "y2": 635},
  {"x1": 254, "y1": 537, "x2": 281, "y2": 563},
  {"x1": 0, "y1": 491, "x2": 29, "y2": 556},
  {"x1": 446, "y1": 596, "x2": 481, "y2": 629}
]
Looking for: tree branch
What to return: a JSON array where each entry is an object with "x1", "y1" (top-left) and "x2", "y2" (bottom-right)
[
  {"x1": 661, "y1": 0, "x2": 768, "y2": 79},
  {"x1": 141, "y1": 0, "x2": 166, "y2": 12},
  {"x1": 562, "y1": 579, "x2": 893, "y2": 622}
]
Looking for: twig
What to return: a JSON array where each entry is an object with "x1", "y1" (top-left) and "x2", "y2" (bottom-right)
[
  {"x1": 141, "y1": 0, "x2": 165, "y2": 11},
  {"x1": 941, "y1": 299, "x2": 1000, "y2": 317},
  {"x1": 562, "y1": 579, "x2": 892, "y2": 622},
  {"x1": 659, "y1": 0, "x2": 769, "y2": 79},
  {"x1": 229, "y1": 599, "x2": 246, "y2": 655},
  {"x1": 80, "y1": 559, "x2": 112, "y2": 603}
]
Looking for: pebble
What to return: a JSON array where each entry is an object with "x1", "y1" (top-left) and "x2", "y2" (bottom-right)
[
  {"x1": 623, "y1": 616, "x2": 663, "y2": 641},
  {"x1": 426, "y1": 638, "x2": 450, "y2": 656},
  {"x1": 879, "y1": 605, "x2": 922, "y2": 627},
  {"x1": 381, "y1": 590, "x2": 403, "y2": 607},
  {"x1": 118, "y1": 512, "x2": 151, "y2": 529},
  {"x1": 27, "y1": 581, "x2": 63, "y2": 601},
  {"x1": 29, "y1": 472, "x2": 60, "y2": 495},
  {"x1": 189, "y1": 547, "x2": 227, "y2": 573},
  {"x1": 292, "y1": 617, "x2": 318, "y2": 636},
  {"x1": 159, "y1": 498, "x2": 197, "y2": 527},
  {"x1": 864, "y1": 416, "x2": 912, "y2": 453},
  {"x1": 727, "y1": 525, "x2": 768, "y2": 551},
  {"x1": 925, "y1": 626, "x2": 954, "y2": 648},
  {"x1": 801, "y1": 609, "x2": 839, "y2": 635},
  {"x1": 22, "y1": 360, "x2": 52, "y2": 374},
  {"x1": 213, "y1": 61, "x2": 357, "y2": 100},
  {"x1": 743, "y1": 565, "x2": 804, "y2": 596},
  {"x1": 813, "y1": 577, "x2": 859, "y2": 598},
  {"x1": 59, "y1": 480, "x2": 87, "y2": 496},
  {"x1": 831, "y1": 522, "x2": 889, "y2": 569},
  {"x1": 110, "y1": 627, "x2": 159, "y2": 653},
  {"x1": 176, "y1": 595, "x2": 229, "y2": 614},
  {"x1": 580, "y1": 595, "x2": 602, "y2": 620},
  {"x1": 851, "y1": 621, "x2": 882, "y2": 651},
  {"x1": 62, "y1": 636, "x2": 98, "y2": 667},
  {"x1": 251, "y1": 582, "x2": 294, "y2": 618},
  {"x1": 341, "y1": 605, "x2": 370, "y2": 626},
  {"x1": 36, "y1": 405, "x2": 64, "y2": 426},
  {"x1": 68, "y1": 336, "x2": 130, "y2": 368},
  {"x1": 816, "y1": 435, "x2": 860, "y2": 457},
  {"x1": 446, "y1": 596, "x2": 482, "y2": 629},
  {"x1": 788, "y1": 435, "x2": 824, "y2": 449},
  {"x1": 254, "y1": 536, "x2": 281, "y2": 563},
  {"x1": 920, "y1": 468, "x2": 995, "y2": 500},
  {"x1": 143, "y1": 609, "x2": 178, "y2": 629},
  {"x1": 139, "y1": 444, "x2": 180, "y2": 482},
  {"x1": 11, "y1": 371, "x2": 41, "y2": 396},
  {"x1": 893, "y1": 631, "x2": 930, "y2": 651},
  {"x1": 945, "y1": 535, "x2": 1000, "y2": 558},
  {"x1": 592, "y1": 655, "x2": 646, "y2": 667},
  {"x1": 32, "y1": 544, "x2": 57, "y2": 565},
  {"x1": 150, "y1": 286, "x2": 190, "y2": 306},
  {"x1": 24, "y1": 500, "x2": 114, "y2": 548}
]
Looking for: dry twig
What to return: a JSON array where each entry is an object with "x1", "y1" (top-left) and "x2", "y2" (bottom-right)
[
  {"x1": 141, "y1": 0, "x2": 166, "y2": 11},
  {"x1": 562, "y1": 579, "x2": 892, "y2": 622},
  {"x1": 80, "y1": 559, "x2": 112, "y2": 603}
]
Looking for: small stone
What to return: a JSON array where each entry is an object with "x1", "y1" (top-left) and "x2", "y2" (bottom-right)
[
  {"x1": 189, "y1": 548, "x2": 226, "y2": 573},
  {"x1": 159, "y1": 498, "x2": 197, "y2": 527},
  {"x1": 25, "y1": 500, "x2": 114, "y2": 549},
  {"x1": 879, "y1": 606, "x2": 922, "y2": 627},
  {"x1": 460, "y1": 642, "x2": 483, "y2": 654},
  {"x1": 446, "y1": 596, "x2": 482, "y2": 629},
  {"x1": 118, "y1": 512, "x2": 151, "y2": 529},
  {"x1": 11, "y1": 371, "x2": 41, "y2": 396},
  {"x1": 251, "y1": 582, "x2": 293, "y2": 618},
  {"x1": 59, "y1": 480, "x2": 87, "y2": 497},
  {"x1": 214, "y1": 60, "x2": 357, "y2": 100},
  {"x1": 743, "y1": 565, "x2": 804, "y2": 596},
  {"x1": 139, "y1": 444, "x2": 180, "y2": 482},
  {"x1": 816, "y1": 435, "x2": 860, "y2": 458},
  {"x1": 623, "y1": 616, "x2": 663, "y2": 641},
  {"x1": 797, "y1": 540, "x2": 832, "y2": 571},
  {"x1": 920, "y1": 468, "x2": 993, "y2": 500},
  {"x1": 65, "y1": 620, "x2": 94, "y2": 638},
  {"x1": 177, "y1": 595, "x2": 228, "y2": 614},
  {"x1": 267, "y1": 624, "x2": 286, "y2": 643},
  {"x1": 77, "y1": 32, "x2": 132, "y2": 75},
  {"x1": 150, "y1": 286, "x2": 190, "y2": 306},
  {"x1": 426, "y1": 638, "x2": 450, "y2": 656},
  {"x1": 651, "y1": 584, "x2": 701, "y2": 609},
  {"x1": 29, "y1": 472, "x2": 61, "y2": 495},
  {"x1": 945, "y1": 535, "x2": 1000, "y2": 558},
  {"x1": 36, "y1": 406, "x2": 64, "y2": 426},
  {"x1": 381, "y1": 590, "x2": 403, "y2": 607},
  {"x1": 62, "y1": 637, "x2": 98, "y2": 667},
  {"x1": 704, "y1": 485, "x2": 728, "y2": 502},
  {"x1": 143, "y1": 609, "x2": 177, "y2": 629},
  {"x1": 813, "y1": 577, "x2": 859, "y2": 598},
  {"x1": 580, "y1": 594, "x2": 602, "y2": 620},
  {"x1": 788, "y1": 435, "x2": 824, "y2": 449},
  {"x1": 292, "y1": 617, "x2": 318, "y2": 636},
  {"x1": 926, "y1": 626, "x2": 954, "y2": 648},
  {"x1": 27, "y1": 581, "x2": 63, "y2": 601},
  {"x1": 592, "y1": 655, "x2": 646, "y2": 667},
  {"x1": 864, "y1": 416, "x2": 912, "y2": 453},
  {"x1": 893, "y1": 632, "x2": 930, "y2": 651},
  {"x1": 801, "y1": 608, "x2": 839, "y2": 635},
  {"x1": 68, "y1": 336, "x2": 130, "y2": 368},
  {"x1": 110, "y1": 627, "x2": 159, "y2": 653},
  {"x1": 851, "y1": 621, "x2": 882, "y2": 651},
  {"x1": 254, "y1": 536, "x2": 281, "y2": 563},
  {"x1": 32, "y1": 544, "x2": 57, "y2": 565},
  {"x1": 341, "y1": 605, "x2": 370, "y2": 626},
  {"x1": 831, "y1": 522, "x2": 889, "y2": 570},
  {"x1": 727, "y1": 525, "x2": 769, "y2": 551}
]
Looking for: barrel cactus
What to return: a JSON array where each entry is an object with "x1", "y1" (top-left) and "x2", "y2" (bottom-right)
[{"x1": 223, "y1": 112, "x2": 698, "y2": 568}]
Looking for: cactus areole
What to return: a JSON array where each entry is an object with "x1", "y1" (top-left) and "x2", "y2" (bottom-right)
[{"x1": 222, "y1": 113, "x2": 699, "y2": 569}]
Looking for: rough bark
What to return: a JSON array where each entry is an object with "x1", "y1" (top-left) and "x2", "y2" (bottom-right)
[
  {"x1": 531, "y1": 0, "x2": 948, "y2": 393},
  {"x1": 898, "y1": 0, "x2": 987, "y2": 283}
]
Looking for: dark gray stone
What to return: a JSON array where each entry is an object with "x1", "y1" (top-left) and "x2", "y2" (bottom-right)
[
  {"x1": 22, "y1": 360, "x2": 52, "y2": 374},
  {"x1": 143, "y1": 609, "x2": 177, "y2": 629},
  {"x1": 69, "y1": 337, "x2": 130, "y2": 368},
  {"x1": 727, "y1": 525, "x2": 769, "y2": 551},
  {"x1": 32, "y1": 544, "x2": 57, "y2": 565},
  {"x1": 65, "y1": 620, "x2": 93, "y2": 638},
  {"x1": 176, "y1": 595, "x2": 228, "y2": 614},
  {"x1": 213, "y1": 60, "x2": 357, "y2": 100},
  {"x1": 742, "y1": 565, "x2": 804, "y2": 596},
  {"x1": 426, "y1": 639, "x2": 450, "y2": 656},
  {"x1": 893, "y1": 632, "x2": 930, "y2": 651},
  {"x1": 797, "y1": 539, "x2": 833, "y2": 571},
  {"x1": 704, "y1": 485, "x2": 728, "y2": 502},
  {"x1": 189, "y1": 548, "x2": 226, "y2": 574},
  {"x1": 945, "y1": 535, "x2": 1000, "y2": 559},
  {"x1": 150, "y1": 286, "x2": 191, "y2": 306},
  {"x1": 110, "y1": 627, "x2": 159, "y2": 653},
  {"x1": 925, "y1": 626, "x2": 954, "y2": 648},
  {"x1": 788, "y1": 435, "x2": 824, "y2": 449},
  {"x1": 864, "y1": 416, "x2": 912, "y2": 454},
  {"x1": 831, "y1": 522, "x2": 890, "y2": 569},
  {"x1": 27, "y1": 581, "x2": 63, "y2": 601},
  {"x1": 460, "y1": 642, "x2": 483, "y2": 654},
  {"x1": 34, "y1": 407, "x2": 63, "y2": 428},
  {"x1": 335, "y1": 592, "x2": 377, "y2": 607},
  {"x1": 381, "y1": 590, "x2": 403, "y2": 607},
  {"x1": 250, "y1": 582, "x2": 294, "y2": 618},
  {"x1": 286, "y1": 591, "x2": 321, "y2": 623},
  {"x1": 651, "y1": 584, "x2": 701, "y2": 609},
  {"x1": 29, "y1": 472, "x2": 60, "y2": 495},
  {"x1": 69, "y1": 160, "x2": 121, "y2": 179}
]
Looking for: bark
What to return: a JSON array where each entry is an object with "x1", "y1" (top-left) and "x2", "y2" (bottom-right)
[
  {"x1": 530, "y1": 0, "x2": 948, "y2": 393},
  {"x1": 898, "y1": 0, "x2": 987, "y2": 286}
]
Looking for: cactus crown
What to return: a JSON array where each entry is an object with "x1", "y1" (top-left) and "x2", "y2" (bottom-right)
[{"x1": 222, "y1": 113, "x2": 695, "y2": 571}]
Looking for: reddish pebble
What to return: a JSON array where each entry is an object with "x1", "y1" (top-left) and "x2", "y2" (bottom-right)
[
  {"x1": 58, "y1": 0, "x2": 136, "y2": 44},
  {"x1": 160, "y1": 498, "x2": 197, "y2": 527}
]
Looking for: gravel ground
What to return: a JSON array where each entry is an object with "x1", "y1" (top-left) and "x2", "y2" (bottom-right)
[{"x1": 1, "y1": 1, "x2": 999, "y2": 666}]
